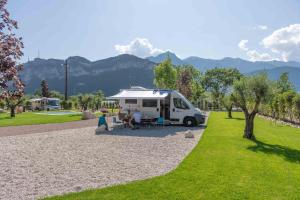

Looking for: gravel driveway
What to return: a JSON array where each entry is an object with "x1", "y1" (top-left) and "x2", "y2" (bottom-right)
[{"x1": 0, "y1": 125, "x2": 205, "y2": 200}]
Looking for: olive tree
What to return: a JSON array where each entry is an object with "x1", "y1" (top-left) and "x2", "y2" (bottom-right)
[
  {"x1": 283, "y1": 90, "x2": 296, "y2": 122},
  {"x1": 232, "y1": 74, "x2": 271, "y2": 139},
  {"x1": 293, "y1": 94, "x2": 300, "y2": 121},
  {"x1": 222, "y1": 94, "x2": 234, "y2": 118}
]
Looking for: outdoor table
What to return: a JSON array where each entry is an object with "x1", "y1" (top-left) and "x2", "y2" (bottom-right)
[{"x1": 141, "y1": 118, "x2": 155, "y2": 128}]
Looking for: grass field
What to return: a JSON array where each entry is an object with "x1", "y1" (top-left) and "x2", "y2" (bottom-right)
[
  {"x1": 0, "y1": 111, "x2": 82, "y2": 127},
  {"x1": 45, "y1": 112, "x2": 300, "y2": 200}
]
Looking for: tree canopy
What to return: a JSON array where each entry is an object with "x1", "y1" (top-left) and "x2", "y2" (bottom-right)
[
  {"x1": 0, "y1": 0, "x2": 24, "y2": 117},
  {"x1": 202, "y1": 68, "x2": 242, "y2": 108},
  {"x1": 153, "y1": 58, "x2": 177, "y2": 89}
]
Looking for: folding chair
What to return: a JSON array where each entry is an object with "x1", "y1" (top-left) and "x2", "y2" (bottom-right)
[{"x1": 156, "y1": 117, "x2": 164, "y2": 127}]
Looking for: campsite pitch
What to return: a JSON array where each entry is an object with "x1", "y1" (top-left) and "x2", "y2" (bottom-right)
[{"x1": 0, "y1": 125, "x2": 204, "y2": 200}]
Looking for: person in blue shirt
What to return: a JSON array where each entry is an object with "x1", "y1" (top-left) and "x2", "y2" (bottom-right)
[{"x1": 98, "y1": 114, "x2": 109, "y2": 131}]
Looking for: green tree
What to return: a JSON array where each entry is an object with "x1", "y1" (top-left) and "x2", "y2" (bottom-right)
[
  {"x1": 176, "y1": 65, "x2": 204, "y2": 102},
  {"x1": 153, "y1": 58, "x2": 177, "y2": 89},
  {"x1": 49, "y1": 90, "x2": 64, "y2": 100},
  {"x1": 282, "y1": 90, "x2": 296, "y2": 122},
  {"x1": 276, "y1": 72, "x2": 294, "y2": 93},
  {"x1": 78, "y1": 94, "x2": 93, "y2": 111},
  {"x1": 222, "y1": 94, "x2": 234, "y2": 118},
  {"x1": 271, "y1": 94, "x2": 280, "y2": 120},
  {"x1": 202, "y1": 68, "x2": 242, "y2": 109},
  {"x1": 278, "y1": 94, "x2": 286, "y2": 120},
  {"x1": 232, "y1": 74, "x2": 271, "y2": 139},
  {"x1": 0, "y1": 100, "x2": 5, "y2": 109},
  {"x1": 34, "y1": 89, "x2": 42, "y2": 97},
  {"x1": 92, "y1": 90, "x2": 104, "y2": 111},
  {"x1": 293, "y1": 94, "x2": 300, "y2": 121},
  {"x1": 5, "y1": 97, "x2": 24, "y2": 117},
  {"x1": 41, "y1": 80, "x2": 50, "y2": 97}
]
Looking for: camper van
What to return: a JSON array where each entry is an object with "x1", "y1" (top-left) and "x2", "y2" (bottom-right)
[
  {"x1": 108, "y1": 86, "x2": 205, "y2": 126},
  {"x1": 30, "y1": 97, "x2": 60, "y2": 111}
]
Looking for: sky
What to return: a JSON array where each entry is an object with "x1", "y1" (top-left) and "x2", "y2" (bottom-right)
[{"x1": 7, "y1": 0, "x2": 300, "y2": 62}]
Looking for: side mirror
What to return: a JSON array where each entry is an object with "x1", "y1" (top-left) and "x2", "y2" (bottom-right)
[{"x1": 173, "y1": 108, "x2": 175, "y2": 112}]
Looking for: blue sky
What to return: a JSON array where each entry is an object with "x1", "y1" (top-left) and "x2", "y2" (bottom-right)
[{"x1": 8, "y1": 0, "x2": 300, "y2": 62}]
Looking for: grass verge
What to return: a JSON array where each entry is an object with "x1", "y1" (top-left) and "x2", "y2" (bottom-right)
[{"x1": 0, "y1": 111, "x2": 82, "y2": 127}]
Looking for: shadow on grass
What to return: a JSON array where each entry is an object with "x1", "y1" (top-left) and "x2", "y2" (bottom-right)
[
  {"x1": 247, "y1": 140, "x2": 300, "y2": 163},
  {"x1": 0, "y1": 116, "x2": 14, "y2": 120}
]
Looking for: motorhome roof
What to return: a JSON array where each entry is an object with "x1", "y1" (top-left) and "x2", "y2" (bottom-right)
[{"x1": 108, "y1": 88, "x2": 171, "y2": 99}]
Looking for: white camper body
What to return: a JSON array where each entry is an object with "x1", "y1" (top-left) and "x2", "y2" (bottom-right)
[
  {"x1": 30, "y1": 97, "x2": 60, "y2": 111},
  {"x1": 108, "y1": 87, "x2": 205, "y2": 126}
]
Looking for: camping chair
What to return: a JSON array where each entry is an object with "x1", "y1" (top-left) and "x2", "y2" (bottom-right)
[
  {"x1": 112, "y1": 116, "x2": 123, "y2": 129},
  {"x1": 155, "y1": 117, "x2": 164, "y2": 127}
]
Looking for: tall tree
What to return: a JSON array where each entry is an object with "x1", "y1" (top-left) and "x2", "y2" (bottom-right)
[
  {"x1": 0, "y1": 0, "x2": 24, "y2": 117},
  {"x1": 222, "y1": 94, "x2": 234, "y2": 118},
  {"x1": 276, "y1": 72, "x2": 294, "y2": 93},
  {"x1": 176, "y1": 65, "x2": 202, "y2": 99},
  {"x1": 92, "y1": 90, "x2": 104, "y2": 110},
  {"x1": 202, "y1": 68, "x2": 242, "y2": 109},
  {"x1": 232, "y1": 74, "x2": 271, "y2": 139},
  {"x1": 293, "y1": 94, "x2": 300, "y2": 121},
  {"x1": 41, "y1": 80, "x2": 50, "y2": 97},
  {"x1": 153, "y1": 58, "x2": 177, "y2": 89},
  {"x1": 282, "y1": 90, "x2": 296, "y2": 122}
]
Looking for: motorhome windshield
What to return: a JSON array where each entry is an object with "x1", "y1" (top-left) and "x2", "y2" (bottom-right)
[{"x1": 48, "y1": 100, "x2": 59, "y2": 106}]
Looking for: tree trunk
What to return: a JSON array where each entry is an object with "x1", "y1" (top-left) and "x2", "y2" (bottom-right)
[
  {"x1": 243, "y1": 113, "x2": 256, "y2": 140},
  {"x1": 10, "y1": 106, "x2": 16, "y2": 117},
  {"x1": 228, "y1": 108, "x2": 232, "y2": 118}
]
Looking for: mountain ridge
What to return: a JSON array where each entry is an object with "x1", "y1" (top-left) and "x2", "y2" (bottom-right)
[{"x1": 21, "y1": 52, "x2": 300, "y2": 95}]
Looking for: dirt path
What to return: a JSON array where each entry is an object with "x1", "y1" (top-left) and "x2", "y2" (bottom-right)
[{"x1": 0, "y1": 119, "x2": 98, "y2": 137}]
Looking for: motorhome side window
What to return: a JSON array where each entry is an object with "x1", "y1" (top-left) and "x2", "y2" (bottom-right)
[
  {"x1": 173, "y1": 98, "x2": 189, "y2": 109},
  {"x1": 142, "y1": 99, "x2": 157, "y2": 107},
  {"x1": 125, "y1": 99, "x2": 137, "y2": 104}
]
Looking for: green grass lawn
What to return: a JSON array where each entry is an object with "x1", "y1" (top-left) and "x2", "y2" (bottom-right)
[
  {"x1": 45, "y1": 112, "x2": 300, "y2": 200},
  {"x1": 0, "y1": 111, "x2": 82, "y2": 127}
]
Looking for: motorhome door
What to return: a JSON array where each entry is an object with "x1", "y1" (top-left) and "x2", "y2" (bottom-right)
[{"x1": 160, "y1": 95, "x2": 170, "y2": 120}]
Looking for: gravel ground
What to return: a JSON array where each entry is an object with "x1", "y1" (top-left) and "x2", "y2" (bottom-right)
[{"x1": 0, "y1": 125, "x2": 205, "y2": 200}]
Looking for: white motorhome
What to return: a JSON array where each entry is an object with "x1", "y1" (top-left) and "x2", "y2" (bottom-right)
[
  {"x1": 30, "y1": 97, "x2": 60, "y2": 111},
  {"x1": 108, "y1": 86, "x2": 205, "y2": 126}
]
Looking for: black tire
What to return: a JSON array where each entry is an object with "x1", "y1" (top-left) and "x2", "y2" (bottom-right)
[{"x1": 183, "y1": 117, "x2": 196, "y2": 127}]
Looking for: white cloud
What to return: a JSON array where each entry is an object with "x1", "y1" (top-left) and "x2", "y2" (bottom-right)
[
  {"x1": 114, "y1": 38, "x2": 165, "y2": 58},
  {"x1": 238, "y1": 39, "x2": 276, "y2": 61},
  {"x1": 238, "y1": 40, "x2": 249, "y2": 51},
  {"x1": 256, "y1": 25, "x2": 268, "y2": 30},
  {"x1": 262, "y1": 24, "x2": 300, "y2": 61},
  {"x1": 246, "y1": 50, "x2": 275, "y2": 62}
]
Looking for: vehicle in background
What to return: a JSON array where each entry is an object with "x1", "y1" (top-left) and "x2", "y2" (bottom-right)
[
  {"x1": 30, "y1": 97, "x2": 60, "y2": 111},
  {"x1": 108, "y1": 86, "x2": 205, "y2": 126}
]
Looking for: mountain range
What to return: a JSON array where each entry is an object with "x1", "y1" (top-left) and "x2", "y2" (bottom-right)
[{"x1": 21, "y1": 52, "x2": 300, "y2": 96}]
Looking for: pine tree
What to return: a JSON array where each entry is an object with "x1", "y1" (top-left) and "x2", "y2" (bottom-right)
[{"x1": 41, "y1": 80, "x2": 50, "y2": 97}]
